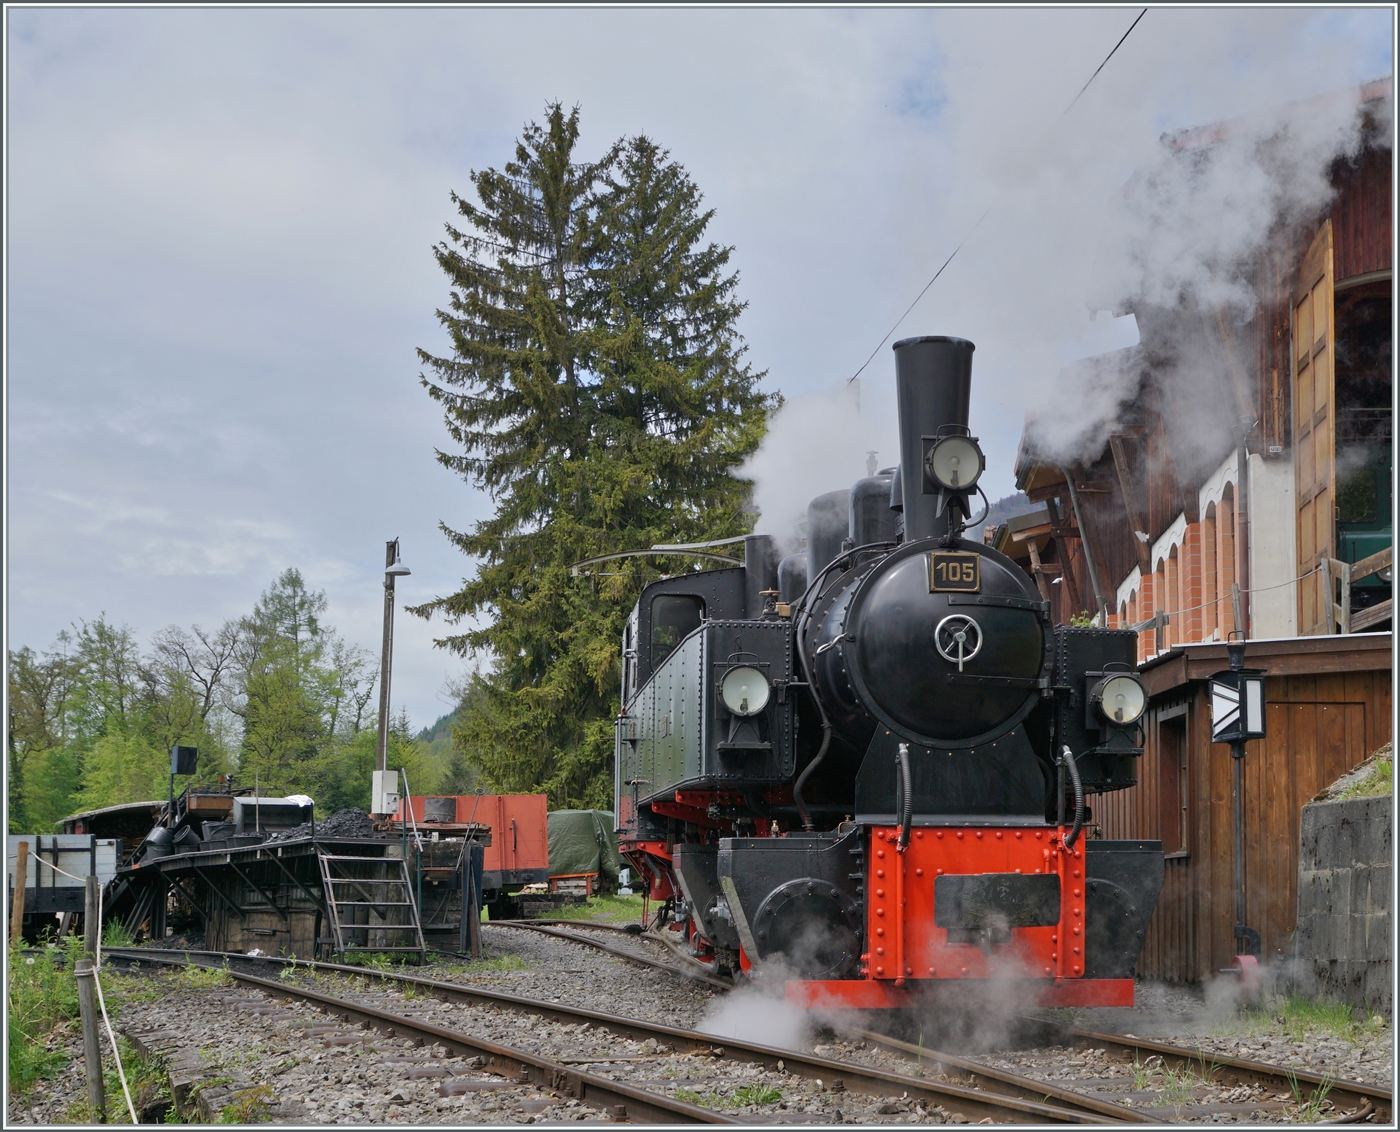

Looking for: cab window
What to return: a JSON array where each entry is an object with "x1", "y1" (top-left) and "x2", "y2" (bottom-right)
[{"x1": 651, "y1": 595, "x2": 704, "y2": 667}]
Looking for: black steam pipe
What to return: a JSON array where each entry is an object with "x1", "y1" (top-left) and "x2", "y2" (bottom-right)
[
  {"x1": 893, "y1": 336, "x2": 974, "y2": 543},
  {"x1": 1061, "y1": 745, "x2": 1085, "y2": 849},
  {"x1": 896, "y1": 742, "x2": 913, "y2": 849}
]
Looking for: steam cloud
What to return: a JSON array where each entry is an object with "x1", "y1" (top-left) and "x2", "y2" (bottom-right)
[{"x1": 739, "y1": 9, "x2": 1391, "y2": 513}]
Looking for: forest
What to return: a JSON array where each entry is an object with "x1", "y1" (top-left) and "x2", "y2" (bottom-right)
[{"x1": 7, "y1": 568, "x2": 467, "y2": 834}]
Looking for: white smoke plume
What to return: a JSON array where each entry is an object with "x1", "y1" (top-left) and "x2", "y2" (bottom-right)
[
  {"x1": 739, "y1": 9, "x2": 1391, "y2": 513},
  {"x1": 738, "y1": 378, "x2": 896, "y2": 550}
]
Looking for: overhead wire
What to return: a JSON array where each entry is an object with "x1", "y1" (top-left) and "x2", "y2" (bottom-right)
[{"x1": 847, "y1": 7, "x2": 1150, "y2": 384}]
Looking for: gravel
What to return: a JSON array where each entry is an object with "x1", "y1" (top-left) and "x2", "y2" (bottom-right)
[{"x1": 10, "y1": 925, "x2": 1390, "y2": 1126}]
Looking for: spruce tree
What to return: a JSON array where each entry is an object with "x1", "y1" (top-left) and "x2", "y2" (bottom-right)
[{"x1": 414, "y1": 108, "x2": 775, "y2": 808}]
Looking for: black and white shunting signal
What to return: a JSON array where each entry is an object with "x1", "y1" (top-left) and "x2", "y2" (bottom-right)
[{"x1": 1210, "y1": 670, "x2": 1267, "y2": 743}]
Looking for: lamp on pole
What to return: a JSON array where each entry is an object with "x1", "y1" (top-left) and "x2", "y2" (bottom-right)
[{"x1": 376, "y1": 538, "x2": 411, "y2": 773}]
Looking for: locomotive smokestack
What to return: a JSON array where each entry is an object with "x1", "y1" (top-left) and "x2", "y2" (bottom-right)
[{"x1": 893, "y1": 336, "x2": 974, "y2": 543}]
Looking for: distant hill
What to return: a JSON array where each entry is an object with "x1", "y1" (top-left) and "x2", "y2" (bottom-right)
[
  {"x1": 417, "y1": 711, "x2": 458, "y2": 745},
  {"x1": 981, "y1": 491, "x2": 1040, "y2": 533},
  {"x1": 415, "y1": 709, "x2": 477, "y2": 794}
]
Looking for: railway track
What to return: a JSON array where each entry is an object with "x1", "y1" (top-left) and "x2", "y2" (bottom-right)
[
  {"x1": 490, "y1": 921, "x2": 1392, "y2": 1124},
  {"x1": 485, "y1": 918, "x2": 735, "y2": 989},
  {"x1": 103, "y1": 947, "x2": 1118, "y2": 1123},
  {"x1": 1042, "y1": 1020, "x2": 1391, "y2": 1122}
]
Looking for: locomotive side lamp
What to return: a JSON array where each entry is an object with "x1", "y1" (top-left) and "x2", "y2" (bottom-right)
[
  {"x1": 721, "y1": 666, "x2": 770, "y2": 716},
  {"x1": 1089, "y1": 673, "x2": 1146, "y2": 726}
]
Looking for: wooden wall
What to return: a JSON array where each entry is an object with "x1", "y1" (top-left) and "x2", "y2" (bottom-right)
[
  {"x1": 1332, "y1": 146, "x2": 1393, "y2": 283},
  {"x1": 1097, "y1": 666, "x2": 1391, "y2": 982}
]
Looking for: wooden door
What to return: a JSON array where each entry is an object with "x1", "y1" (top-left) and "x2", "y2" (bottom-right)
[{"x1": 1292, "y1": 221, "x2": 1336, "y2": 635}]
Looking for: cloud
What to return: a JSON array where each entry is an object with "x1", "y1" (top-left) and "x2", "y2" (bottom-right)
[{"x1": 6, "y1": 8, "x2": 1390, "y2": 730}]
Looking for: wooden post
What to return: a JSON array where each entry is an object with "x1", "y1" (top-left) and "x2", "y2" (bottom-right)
[
  {"x1": 75, "y1": 957, "x2": 107, "y2": 1122},
  {"x1": 10, "y1": 839, "x2": 29, "y2": 944},
  {"x1": 84, "y1": 875, "x2": 101, "y2": 959}
]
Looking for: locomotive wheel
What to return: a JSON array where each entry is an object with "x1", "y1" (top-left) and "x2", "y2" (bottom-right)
[{"x1": 751, "y1": 879, "x2": 861, "y2": 980}]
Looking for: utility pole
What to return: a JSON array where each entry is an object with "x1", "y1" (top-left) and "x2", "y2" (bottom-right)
[{"x1": 375, "y1": 538, "x2": 411, "y2": 772}]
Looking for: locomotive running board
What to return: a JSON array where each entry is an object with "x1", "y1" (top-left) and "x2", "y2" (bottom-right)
[{"x1": 785, "y1": 978, "x2": 1134, "y2": 1010}]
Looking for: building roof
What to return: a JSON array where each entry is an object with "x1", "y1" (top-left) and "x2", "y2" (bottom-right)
[{"x1": 1140, "y1": 632, "x2": 1392, "y2": 696}]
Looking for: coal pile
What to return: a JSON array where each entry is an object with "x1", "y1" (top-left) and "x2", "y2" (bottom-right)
[{"x1": 264, "y1": 807, "x2": 376, "y2": 843}]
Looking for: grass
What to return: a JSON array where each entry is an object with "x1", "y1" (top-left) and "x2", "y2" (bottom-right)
[
  {"x1": 1227, "y1": 993, "x2": 1384, "y2": 1044},
  {"x1": 1158, "y1": 1065, "x2": 1200, "y2": 1106},
  {"x1": 1287, "y1": 1071, "x2": 1335, "y2": 1121},
  {"x1": 533, "y1": 893, "x2": 647, "y2": 924},
  {"x1": 1342, "y1": 757, "x2": 1391, "y2": 798},
  {"x1": 63, "y1": 1037, "x2": 172, "y2": 1124},
  {"x1": 102, "y1": 920, "x2": 136, "y2": 948},
  {"x1": 175, "y1": 963, "x2": 233, "y2": 990},
  {"x1": 217, "y1": 1082, "x2": 275, "y2": 1123},
  {"x1": 7, "y1": 937, "x2": 84, "y2": 1096},
  {"x1": 731, "y1": 1084, "x2": 783, "y2": 1106}
]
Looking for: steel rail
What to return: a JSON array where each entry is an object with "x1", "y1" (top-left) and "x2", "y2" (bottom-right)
[
  {"x1": 106, "y1": 949, "x2": 730, "y2": 1124},
  {"x1": 855, "y1": 1028, "x2": 1151, "y2": 1123},
  {"x1": 105, "y1": 948, "x2": 1112, "y2": 1123},
  {"x1": 484, "y1": 920, "x2": 734, "y2": 990},
  {"x1": 1018, "y1": 1017, "x2": 1392, "y2": 1122}
]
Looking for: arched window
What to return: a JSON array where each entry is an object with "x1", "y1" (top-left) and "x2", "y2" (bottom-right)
[
  {"x1": 1202, "y1": 504, "x2": 1218, "y2": 639},
  {"x1": 1166, "y1": 547, "x2": 1180, "y2": 648},
  {"x1": 1218, "y1": 486, "x2": 1236, "y2": 633}
]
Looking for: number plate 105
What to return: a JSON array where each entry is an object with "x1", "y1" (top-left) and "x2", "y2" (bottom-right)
[{"x1": 929, "y1": 551, "x2": 980, "y2": 593}]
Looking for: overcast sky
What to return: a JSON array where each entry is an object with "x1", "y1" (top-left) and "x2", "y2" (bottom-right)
[{"x1": 6, "y1": 6, "x2": 1391, "y2": 731}]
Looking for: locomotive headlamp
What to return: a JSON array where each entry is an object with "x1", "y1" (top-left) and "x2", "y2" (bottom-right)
[
  {"x1": 926, "y1": 435, "x2": 985, "y2": 491},
  {"x1": 721, "y1": 666, "x2": 770, "y2": 716},
  {"x1": 1091, "y1": 673, "x2": 1146, "y2": 726}
]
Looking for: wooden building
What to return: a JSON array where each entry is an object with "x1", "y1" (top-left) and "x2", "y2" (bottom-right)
[
  {"x1": 1095, "y1": 635, "x2": 1391, "y2": 982},
  {"x1": 1001, "y1": 75, "x2": 1392, "y2": 652},
  {"x1": 993, "y1": 77, "x2": 1394, "y2": 983}
]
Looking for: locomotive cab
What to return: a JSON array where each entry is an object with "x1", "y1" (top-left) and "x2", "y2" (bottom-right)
[{"x1": 615, "y1": 335, "x2": 1165, "y2": 1006}]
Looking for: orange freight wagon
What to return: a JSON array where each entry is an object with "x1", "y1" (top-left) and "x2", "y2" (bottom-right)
[{"x1": 397, "y1": 793, "x2": 549, "y2": 918}]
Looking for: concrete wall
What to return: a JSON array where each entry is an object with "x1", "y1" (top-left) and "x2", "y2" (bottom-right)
[{"x1": 1295, "y1": 794, "x2": 1391, "y2": 1015}]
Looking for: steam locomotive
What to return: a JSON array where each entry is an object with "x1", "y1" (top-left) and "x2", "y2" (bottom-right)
[{"x1": 615, "y1": 336, "x2": 1164, "y2": 1009}]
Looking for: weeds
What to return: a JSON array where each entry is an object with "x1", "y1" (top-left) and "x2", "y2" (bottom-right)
[
  {"x1": 674, "y1": 1087, "x2": 719, "y2": 1107},
  {"x1": 7, "y1": 937, "x2": 85, "y2": 1096},
  {"x1": 1232, "y1": 993, "x2": 1378, "y2": 1043},
  {"x1": 1341, "y1": 757, "x2": 1391, "y2": 799},
  {"x1": 176, "y1": 963, "x2": 233, "y2": 990},
  {"x1": 1159, "y1": 1065, "x2": 1200, "y2": 1105},
  {"x1": 217, "y1": 1082, "x2": 275, "y2": 1123},
  {"x1": 536, "y1": 894, "x2": 647, "y2": 924},
  {"x1": 1287, "y1": 1071, "x2": 1335, "y2": 1121},
  {"x1": 1129, "y1": 1057, "x2": 1156, "y2": 1091},
  {"x1": 102, "y1": 1039, "x2": 171, "y2": 1124},
  {"x1": 102, "y1": 920, "x2": 136, "y2": 948},
  {"x1": 731, "y1": 1084, "x2": 783, "y2": 1106}
]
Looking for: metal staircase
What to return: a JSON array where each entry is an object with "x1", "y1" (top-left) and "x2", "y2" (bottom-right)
[{"x1": 317, "y1": 853, "x2": 425, "y2": 959}]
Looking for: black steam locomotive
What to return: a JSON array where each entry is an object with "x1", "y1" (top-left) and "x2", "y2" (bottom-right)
[{"x1": 615, "y1": 336, "x2": 1163, "y2": 1009}]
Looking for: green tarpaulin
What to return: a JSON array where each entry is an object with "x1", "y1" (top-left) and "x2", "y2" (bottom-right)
[{"x1": 547, "y1": 809, "x2": 621, "y2": 881}]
